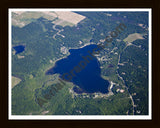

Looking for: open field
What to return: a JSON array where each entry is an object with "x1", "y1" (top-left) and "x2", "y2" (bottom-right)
[
  {"x1": 12, "y1": 11, "x2": 86, "y2": 27},
  {"x1": 12, "y1": 76, "x2": 21, "y2": 88},
  {"x1": 123, "y1": 33, "x2": 144, "y2": 43},
  {"x1": 55, "y1": 11, "x2": 86, "y2": 25},
  {"x1": 12, "y1": 11, "x2": 24, "y2": 15}
]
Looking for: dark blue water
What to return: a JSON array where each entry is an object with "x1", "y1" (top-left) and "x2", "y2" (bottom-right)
[
  {"x1": 46, "y1": 44, "x2": 109, "y2": 94},
  {"x1": 13, "y1": 45, "x2": 25, "y2": 55}
]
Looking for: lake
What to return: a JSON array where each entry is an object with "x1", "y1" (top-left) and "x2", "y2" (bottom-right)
[
  {"x1": 13, "y1": 45, "x2": 25, "y2": 55},
  {"x1": 46, "y1": 44, "x2": 109, "y2": 94}
]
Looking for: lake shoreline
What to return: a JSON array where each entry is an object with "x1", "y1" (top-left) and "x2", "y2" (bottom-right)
[{"x1": 46, "y1": 44, "x2": 110, "y2": 94}]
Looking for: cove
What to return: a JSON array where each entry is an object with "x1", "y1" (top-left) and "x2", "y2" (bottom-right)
[
  {"x1": 13, "y1": 45, "x2": 25, "y2": 55},
  {"x1": 46, "y1": 44, "x2": 109, "y2": 94}
]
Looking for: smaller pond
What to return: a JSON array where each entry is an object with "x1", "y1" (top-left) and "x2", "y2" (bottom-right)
[{"x1": 13, "y1": 45, "x2": 25, "y2": 55}]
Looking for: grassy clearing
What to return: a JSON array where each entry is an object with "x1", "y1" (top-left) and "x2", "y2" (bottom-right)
[
  {"x1": 123, "y1": 33, "x2": 144, "y2": 43},
  {"x1": 12, "y1": 76, "x2": 21, "y2": 88}
]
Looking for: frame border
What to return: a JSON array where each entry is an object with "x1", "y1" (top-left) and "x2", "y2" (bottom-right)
[
  {"x1": 9, "y1": 8, "x2": 152, "y2": 120},
  {"x1": 0, "y1": 0, "x2": 159, "y2": 128}
]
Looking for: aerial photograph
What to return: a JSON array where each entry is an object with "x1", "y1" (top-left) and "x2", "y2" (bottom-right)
[{"x1": 9, "y1": 9, "x2": 151, "y2": 119}]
